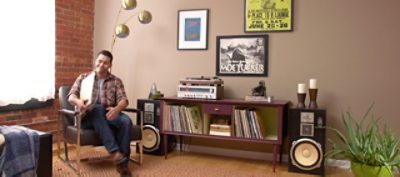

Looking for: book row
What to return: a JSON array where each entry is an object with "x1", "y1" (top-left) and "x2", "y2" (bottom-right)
[
  {"x1": 163, "y1": 104, "x2": 270, "y2": 140},
  {"x1": 163, "y1": 105, "x2": 203, "y2": 134},
  {"x1": 233, "y1": 109, "x2": 266, "y2": 139}
]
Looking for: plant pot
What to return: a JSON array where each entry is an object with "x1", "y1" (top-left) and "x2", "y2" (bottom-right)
[{"x1": 351, "y1": 161, "x2": 392, "y2": 177}]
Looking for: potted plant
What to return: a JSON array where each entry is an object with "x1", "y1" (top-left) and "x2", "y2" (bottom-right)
[{"x1": 324, "y1": 105, "x2": 400, "y2": 177}]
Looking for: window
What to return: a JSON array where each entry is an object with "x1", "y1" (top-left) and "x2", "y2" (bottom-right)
[{"x1": 0, "y1": 1, "x2": 55, "y2": 108}]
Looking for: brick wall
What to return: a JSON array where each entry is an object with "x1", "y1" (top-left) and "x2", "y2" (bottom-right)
[{"x1": 0, "y1": 0, "x2": 94, "y2": 137}]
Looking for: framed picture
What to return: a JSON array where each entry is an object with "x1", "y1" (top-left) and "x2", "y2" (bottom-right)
[
  {"x1": 244, "y1": 0, "x2": 293, "y2": 32},
  {"x1": 216, "y1": 35, "x2": 268, "y2": 76},
  {"x1": 177, "y1": 9, "x2": 209, "y2": 50}
]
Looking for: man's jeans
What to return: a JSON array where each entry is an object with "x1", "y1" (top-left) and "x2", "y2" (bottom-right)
[{"x1": 81, "y1": 104, "x2": 132, "y2": 165}]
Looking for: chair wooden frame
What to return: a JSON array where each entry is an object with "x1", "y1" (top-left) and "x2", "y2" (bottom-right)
[{"x1": 57, "y1": 86, "x2": 143, "y2": 175}]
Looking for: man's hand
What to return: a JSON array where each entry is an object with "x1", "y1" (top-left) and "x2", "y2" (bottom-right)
[
  {"x1": 106, "y1": 107, "x2": 120, "y2": 120},
  {"x1": 69, "y1": 94, "x2": 90, "y2": 115},
  {"x1": 76, "y1": 99, "x2": 89, "y2": 114}
]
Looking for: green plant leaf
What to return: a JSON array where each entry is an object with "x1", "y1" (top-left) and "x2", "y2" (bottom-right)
[{"x1": 323, "y1": 104, "x2": 400, "y2": 173}]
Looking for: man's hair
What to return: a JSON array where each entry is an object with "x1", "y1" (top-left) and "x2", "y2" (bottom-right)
[{"x1": 97, "y1": 50, "x2": 113, "y2": 63}]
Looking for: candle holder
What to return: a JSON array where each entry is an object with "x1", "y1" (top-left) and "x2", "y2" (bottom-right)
[
  {"x1": 308, "y1": 89, "x2": 318, "y2": 109},
  {"x1": 297, "y1": 93, "x2": 306, "y2": 108}
]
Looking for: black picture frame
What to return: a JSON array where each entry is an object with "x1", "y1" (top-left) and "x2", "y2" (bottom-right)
[
  {"x1": 216, "y1": 35, "x2": 268, "y2": 76},
  {"x1": 177, "y1": 9, "x2": 209, "y2": 50}
]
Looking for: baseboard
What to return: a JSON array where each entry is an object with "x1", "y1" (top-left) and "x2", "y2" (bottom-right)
[
  {"x1": 178, "y1": 144, "x2": 353, "y2": 169},
  {"x1": 179, "y1": 144, "x2": 289, "y2": 162},
  {"x1": 325, "y1": 159, "x2": 350, "y2": 169}
]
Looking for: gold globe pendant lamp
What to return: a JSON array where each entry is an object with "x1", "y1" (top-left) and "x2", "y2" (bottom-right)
[
  {"x1": 138, "y1": 10, "x2": 152, "y2": 24},
  {"x1": 115, "y1": 24, "x2": 130, "y2": 38},
  {"x1": 111, "y1": 0, "x2": 152, "y2": 51},
  {"x1": 122, "y1": 0, "x2": 136, "y2": 10}
]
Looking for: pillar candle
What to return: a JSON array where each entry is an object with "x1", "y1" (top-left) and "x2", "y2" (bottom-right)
[
  {"x1": 298, "y1": 83, "x2": 306, "y2": 93},
  {"x1": 309, "y1": 79, "x2": 317, "y2": 89}
]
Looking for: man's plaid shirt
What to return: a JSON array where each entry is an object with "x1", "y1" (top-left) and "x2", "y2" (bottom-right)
[{"x1": 68, "y1": 71, "x2": 128, "y2": 107}]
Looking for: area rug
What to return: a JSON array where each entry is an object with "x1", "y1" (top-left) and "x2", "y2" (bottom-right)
[{"x1": 52, "y1": 149, "x2": 277, "y2": 177}]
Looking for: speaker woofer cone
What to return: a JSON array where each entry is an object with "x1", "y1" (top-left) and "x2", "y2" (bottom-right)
[
  {"x1": 290, "y1": 138, "x2": 323, "y2": 171},
  {"x1": 142, "y1": 125, "x2": 160, "y2": 152}
]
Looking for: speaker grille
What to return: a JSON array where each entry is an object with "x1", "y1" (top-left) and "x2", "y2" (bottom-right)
[
  {"x1": 290, "y1": 138, "x2": 323, "y2": 170},
  {"x1": 142, "y1": 125, "x2": 160, "y2": 152}
]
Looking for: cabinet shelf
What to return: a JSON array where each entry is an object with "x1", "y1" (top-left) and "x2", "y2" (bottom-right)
[
  {"x1": 163, "y1": 130, "x2": 279, "y2": 143},
  {"x1": 159, "y1": 97, "x2": 289, "y2": 172}
]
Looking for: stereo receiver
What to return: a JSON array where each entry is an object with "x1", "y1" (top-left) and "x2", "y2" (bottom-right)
[{"x1": 177, "y1": 85, "x2": 223, "y2": 99}]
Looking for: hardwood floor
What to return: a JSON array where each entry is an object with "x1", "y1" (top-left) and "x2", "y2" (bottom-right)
[
  {"x1": 53, "y1": 144, "x2": 355, "y2": 177},
  {"x1": 163, "y1": 151, "x2": 354, "y2": 177}
]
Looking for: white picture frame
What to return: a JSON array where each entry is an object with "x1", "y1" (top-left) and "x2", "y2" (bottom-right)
[{"x1": 177, "y1": 9, "x2": 209, "y2": 50}]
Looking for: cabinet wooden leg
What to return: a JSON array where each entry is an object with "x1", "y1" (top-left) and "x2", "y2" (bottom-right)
[
  {"x1": 279, "y1": 144, "x2": 283, "y2": 163},
  {"x1": 273, "y1": 145, "x2": 277, "y2": 172},
  {"x1": 164, "y1": 134, "x2": 168, "y2": 159},
  {"x1": 179, "y1": 135, "x2": 183, "y2": 151}
]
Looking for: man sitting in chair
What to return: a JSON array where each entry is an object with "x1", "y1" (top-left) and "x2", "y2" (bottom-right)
[{"x1": 68, "y1": 50, "x2": 132, "y2": 177}]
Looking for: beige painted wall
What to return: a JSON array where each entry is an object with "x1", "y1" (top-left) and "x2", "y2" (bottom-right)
[{"x1": 94, "y1": 0, "x2": 400, "y2": 152}]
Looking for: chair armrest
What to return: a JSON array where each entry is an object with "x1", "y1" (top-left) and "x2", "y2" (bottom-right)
[
  {"x1": 123, "y1": 108, "x2": 143, "y2": 129},
  {"x1": 59, "y1": 109, "x2": 80, "y2": 128},
  {"x1": 59, "y1": 109, "x2": 78, "y2": 116},
  {"x1": 123, "y1": 108, "x2": 141, "y2": 113},
  {"x1": 61, "y1": 108, "x2": 139, "y2": 114}
]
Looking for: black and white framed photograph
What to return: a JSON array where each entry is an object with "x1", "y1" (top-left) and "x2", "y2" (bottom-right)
[
  {"x1": 216, "y1": 35, "x2": 268, "y2": 76},
  {"x1": 177, "y1": 9, "x2": 209, "y2": 50}
]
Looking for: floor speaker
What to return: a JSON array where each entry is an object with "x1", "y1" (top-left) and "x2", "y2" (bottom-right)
[
  {"x1": 137, "y1": 99, "x2": 176, "y2": 155},
  {"x1": 288, "y1": 108, "x2": 326, "y2": 176}
]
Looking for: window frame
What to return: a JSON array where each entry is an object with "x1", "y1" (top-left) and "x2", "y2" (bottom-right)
[{"x1": 0, "y1": 99, "x2": 53, "y2": 112}]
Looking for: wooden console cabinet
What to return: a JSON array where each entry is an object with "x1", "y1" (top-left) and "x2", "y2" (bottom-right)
[{"x1": 159, "y1": 97, "x2": 289, "y2": 172}]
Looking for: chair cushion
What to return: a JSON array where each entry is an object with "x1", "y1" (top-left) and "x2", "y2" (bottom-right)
[
  {"x1": 65, "y1": 126, "x2": 103, "y2": 146},
  {"x1": 65, "y1": 124, "x2": 142, "y2": 146}
]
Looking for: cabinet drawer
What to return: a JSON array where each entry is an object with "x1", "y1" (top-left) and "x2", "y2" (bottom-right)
[{"x1": 202, "y1": 104, "x2": 233, "y2": 115}]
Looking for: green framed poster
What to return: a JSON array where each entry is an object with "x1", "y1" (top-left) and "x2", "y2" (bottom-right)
[{"x1": 245, "y1": 0, "x2": 293, "y2": 32}]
